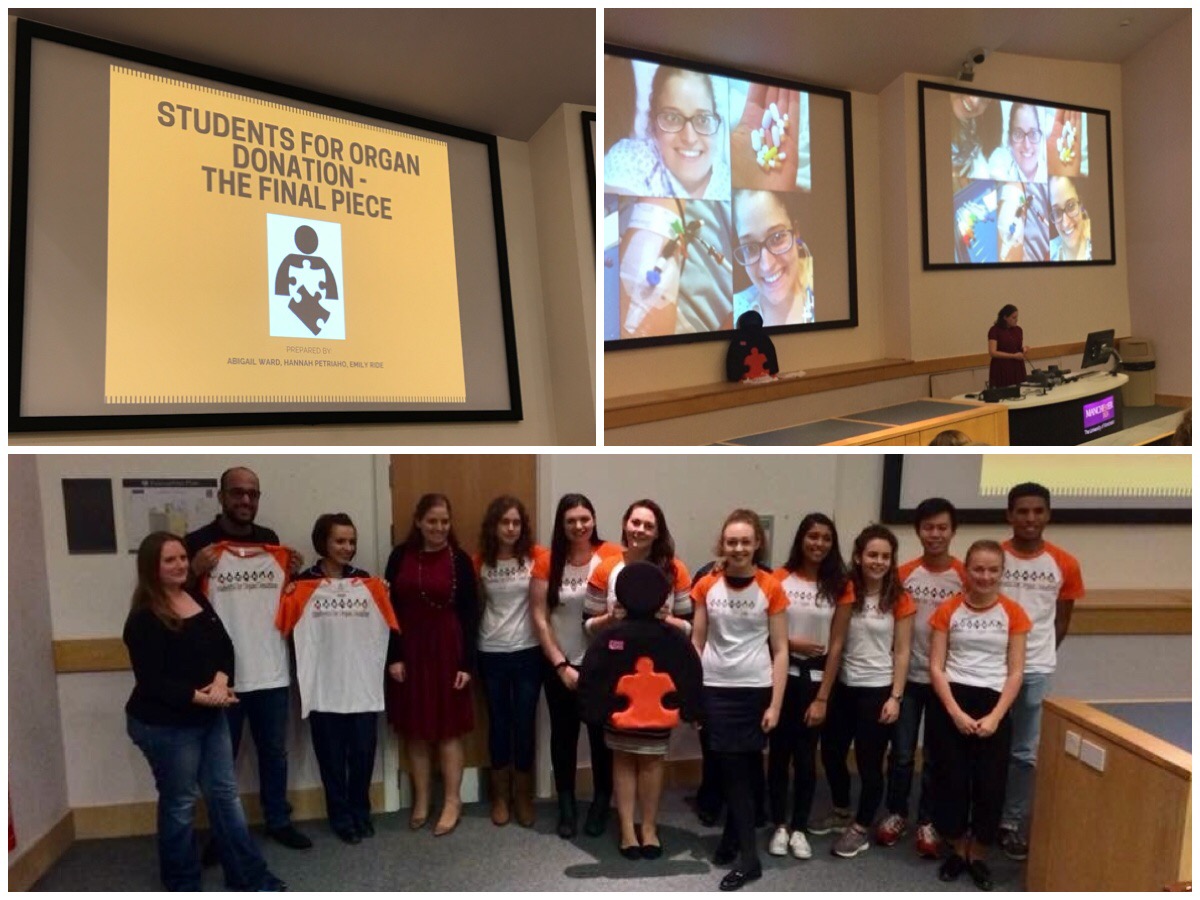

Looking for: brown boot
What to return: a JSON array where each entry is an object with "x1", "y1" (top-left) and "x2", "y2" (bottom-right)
[
  {"x1": 513, "y1": 770, "x2": 536, "y2": 828},
  {"x1": 489, "y1": 767, "x2": 512, "y2": 826}
]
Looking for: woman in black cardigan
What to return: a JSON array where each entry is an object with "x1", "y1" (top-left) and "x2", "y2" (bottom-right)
[
  {"x1": 123, "y1": 532, "x2": 284, "y2": 892},
  {"x1": 384, "y1": 494, "x2": 480, "y2": 837}
]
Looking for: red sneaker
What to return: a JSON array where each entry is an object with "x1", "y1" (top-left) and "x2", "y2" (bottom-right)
[
  {"x1": 915, "y1": 821, "x2": 941, "y2": 859},
  {"x1": 875, "y1": 813, "x2": 907, "y2": 847}
]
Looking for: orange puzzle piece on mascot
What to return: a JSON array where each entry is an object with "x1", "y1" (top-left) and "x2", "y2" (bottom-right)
[{"x1": 611, "y1": 656, "x2": 680, "y2": 730}]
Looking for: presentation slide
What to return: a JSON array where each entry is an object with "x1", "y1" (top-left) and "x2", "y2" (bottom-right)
[
  {"x1": 603, "y1": 47, "x2": 855, "y2": 348},
  {"x1": 105, "y1": 68, "x2": 463, "y2": 405},
  {"x1": 920, "y1": 82, "x2": 1113, "y2": 268},
  {"x1": 13, "y1": 23, "x2": 519, "y2": 429},
  {"x1": 887, "y1": 454, "x2": 1189, "y2": 524}
]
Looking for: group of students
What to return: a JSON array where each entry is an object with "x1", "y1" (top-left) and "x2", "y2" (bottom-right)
[{"x1": 122, "y1": 468, "x2": 1082, "y2": 893}]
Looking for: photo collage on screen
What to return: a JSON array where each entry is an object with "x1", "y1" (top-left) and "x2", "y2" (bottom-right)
[
  {"x1": 603, "y1": 57, "x2": 817, "y2": 340},
  {"x1": 949, "y1": 92, "x2": 1092, "y2": 264}
]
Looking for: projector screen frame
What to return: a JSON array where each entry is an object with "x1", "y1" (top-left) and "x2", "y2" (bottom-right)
[
  {"x1": 880, "y1": 456, "x2": 1190, "y2": 526},
  {"x1": 9, "y1": 18, "x2": 523, "y2": 433},
  {"x1": 602, "y1": 43, "x2": 858, "y2": 353},
  {"x1": 917, "y1": 79, "x2": 1116, "y2": 272}
]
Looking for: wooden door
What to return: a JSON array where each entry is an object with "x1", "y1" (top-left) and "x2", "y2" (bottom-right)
[{"x1": 388, "y1": 455, "x2": 537, "y2": 769}]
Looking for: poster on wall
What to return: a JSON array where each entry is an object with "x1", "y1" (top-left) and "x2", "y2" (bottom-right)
[{"x1": 122, "y1": 478, "x2": 219, "y2": 550}]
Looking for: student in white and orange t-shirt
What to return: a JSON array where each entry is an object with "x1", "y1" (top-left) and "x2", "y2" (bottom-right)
[
  {"x1": 819, "y1": 525, "x2": 916, "y2": 860},
  {"x1": 279, "y1": 513, "x2": 398, "y2": 845},
  {"x1": 927, "y1": 539, "x2": 1030, "y2": 892},
  {"x1": 880, "y1": 498, "x2": 967, "y2": 857},
  {"x1": 583, "y1": 499, "x2": 691, "y2": 862},
  {"x1": 473, "y1": 495, "x2": 549, "y2": 830},
  {"x1": 765, "y1": 512, "x2": 850, "y2": 862},
  {"x1": 692, "y1": 509, "x2": 788, "y2": 892},
  {"x1": 996, "y1": 482, "x2": 1084, "y2": 861},
  {"x1": 529, "y1": 493, "x2": 623, "y2": 840}
]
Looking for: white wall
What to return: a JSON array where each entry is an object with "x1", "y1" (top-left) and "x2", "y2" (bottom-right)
[
  {"x1": 528, "y1": 103, "x2": 597, "y2": 445},
  {"x1": 8, "y1": 455, "x2": 69, "y2": 863},
  {"x1": 1122, "y1": 15, "x2": 1192, "y2": 398}
]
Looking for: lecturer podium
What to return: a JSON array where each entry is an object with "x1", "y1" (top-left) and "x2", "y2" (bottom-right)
[{"x1": 955, "y1": 372, "x2": 1127, "y2": 445}]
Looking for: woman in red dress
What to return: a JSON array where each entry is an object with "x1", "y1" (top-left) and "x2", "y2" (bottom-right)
[
  {"x1": 385, "y1": 493, "x2": 479, "y2": 836},
  {"x1": 987, "y1": 304, "x2": 1028, "y2": 389}
]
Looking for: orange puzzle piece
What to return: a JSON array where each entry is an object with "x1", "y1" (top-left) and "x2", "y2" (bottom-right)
[{"x1": 611, "y1": 656, "x2": 680, "y2": 730}]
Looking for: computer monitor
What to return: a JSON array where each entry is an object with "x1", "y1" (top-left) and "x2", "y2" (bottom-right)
[{"x1": 1080, "y1": 329, "x2": 1117, "y2": 369}]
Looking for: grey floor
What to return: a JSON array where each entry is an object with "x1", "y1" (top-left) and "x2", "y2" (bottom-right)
[{"x1": 35, "y1": 786, "x2": 1026, "y2": 892}]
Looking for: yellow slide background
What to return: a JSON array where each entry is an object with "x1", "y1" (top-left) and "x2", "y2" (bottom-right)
[
  {"x1": 981, "y1": 456, "x2": 1191, "y2": 497},
  {"x1": 105, "y1": 67, "x2": 465, "y2": 404}
]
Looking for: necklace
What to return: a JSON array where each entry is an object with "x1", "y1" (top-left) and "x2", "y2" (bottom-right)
[{"x1": 416, "y1": 545, "x2": 455, "y2": 609}]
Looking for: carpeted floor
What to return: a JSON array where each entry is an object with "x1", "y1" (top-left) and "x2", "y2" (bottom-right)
[{"x1": 34, "y1": 786, "x2": 1026, "y2": 892}]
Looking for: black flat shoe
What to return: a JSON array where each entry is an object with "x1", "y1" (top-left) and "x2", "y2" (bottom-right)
[
  {"x1": 713, "y1": 844, "x2": 737, "y2": 867},
  {"x1": 968, "y1": 859, "x2": 994, "y2": 891},
  {"x1": 267, "y1": 825, "x2": 313, "y2": 850},
  {"x1": 939, "y1": 853, "x2": 966, "y2": 882},
  {"x1": 641, "y1": 841, "x2": 663, "y2": 860},
  {"x1": 619, "y1": 843, "x2": 642, "y2": 860},
  {"x1": 357, "y1": 820, "x2": 375, "y2": 838},
  {"x1": 334, "y1": 827, "x2": 361, "y2": 845},
  {"x1": 698, "y1": 808, "x2": 720, "y2": 827},
  {"x1": 719, "y1": 867, "x2": 762, "y2": 892}
]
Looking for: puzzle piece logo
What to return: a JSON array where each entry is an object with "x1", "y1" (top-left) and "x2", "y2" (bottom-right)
[
  {"x1": 611, "y1": 656, "x2": 680, "y2": 730},
  {"x1": 267, "y1": 215, "x2": 345, "y2": 340}
]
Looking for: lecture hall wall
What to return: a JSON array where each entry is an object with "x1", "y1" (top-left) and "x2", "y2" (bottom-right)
[
  {"x1": 9, "y1": 454, "x2": 1190, "y2": 854},
  {"x1": 606, "y1": 20, "x2": 1191, "y2": 401}
]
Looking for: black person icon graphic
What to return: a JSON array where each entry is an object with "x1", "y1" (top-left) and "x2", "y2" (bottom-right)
[{"x1": 273, "y1": 225, "x2": 340, "y2": 336}]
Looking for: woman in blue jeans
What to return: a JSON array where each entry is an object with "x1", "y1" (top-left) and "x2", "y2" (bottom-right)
[
  {"x1": 123, "y1": 532, "x2": 285, "y2": 892},
  {"x1": 475, "y1": 495, "x2": 546, "y2": 828}
]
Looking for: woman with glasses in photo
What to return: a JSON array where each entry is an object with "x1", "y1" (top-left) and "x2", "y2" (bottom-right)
[
  {"x1": 1048, "y1": 176, "x2": 1091, "y2": 261},
  {"x1": 988, "y1": 103, "x2": 1048, "y2": 184},
  {"x1": 604, "y1": 64, "x2": 730, "y2": 201},
  {"x1": 990, "y1": 103, "x2": 1051, "y2": 263},
  {"x1": 731, "y1": 190, "x2": 814, "y2": 327}
]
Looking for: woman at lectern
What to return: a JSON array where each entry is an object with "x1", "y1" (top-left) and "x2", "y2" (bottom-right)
[{"x1": 986, "y1": 305, "x2": 1028, "y2": 389}]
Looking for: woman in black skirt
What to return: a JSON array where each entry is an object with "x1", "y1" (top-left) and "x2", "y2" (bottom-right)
[{"x1": 691, "y1": 509, "x2": 789, "y2": 891}]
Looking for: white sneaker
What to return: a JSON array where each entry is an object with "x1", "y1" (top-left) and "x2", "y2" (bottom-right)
[
  {"x1": 768, "y1": 826, "x2": 790, "y2": 856},
  {"x1": 789, "y1": 830, "x2": 813, "y2": 860}
]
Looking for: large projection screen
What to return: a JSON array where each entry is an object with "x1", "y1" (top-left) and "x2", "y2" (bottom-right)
[
  {"x1": 881, "y1": 455, "x2": 1190, "y2": 525},
  {"x1": 602, "y1": 44, "x2": 857, "y2": 350},
  {"x1": 918, "y1": 80, "x2": 1115, "y2": 269},
  {"x1": 10, "y1": 21, "x2": 521, "y2": 432}
]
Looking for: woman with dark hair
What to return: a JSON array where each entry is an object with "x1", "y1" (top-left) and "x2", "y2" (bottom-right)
[
  {"x1": 384, "y1": 494, "x2": 479, "y2": 837},
  {"x1": 530, "y1": 494, "x2": 623, "y2": 838},
  {"x1": 123, "y1": 532, "x2": 284, "y2": 891},
  {"x1": 765, "y1": 513, "x2": 850, "y2": 861},
  {"x1": 692, "y1": 509, "x2": 788, "y2": 890},
  {"x1": 604, "y1": 64, "x2": 730, "y2": 200},
  {"x1": 731, "y1": 190, "x2": 815, "y2": 327},
  {"x1": 928, "y1": 540, "x2": 1030, "y2": 890},
  {"x1": 818, "y1": 525, "x2": 915, "y2": 859},
  {"x1": 987, "y1": 304, "x2": 1028, "y2": 389},
  {"x1": 474, "y1": 495, "x2": 546, "y2": 829},
  {"x1": 285, "y1": 514, "x2": 395, "y2": 844},
  {"x1": 584, "y1": 499, "x2": 691, "y2": 858},
  {"x1": 298, "y1": 513, "x2": 370, "y2": 580}
]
